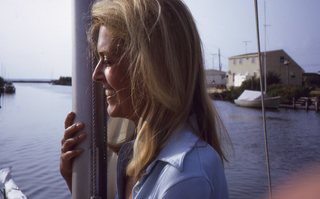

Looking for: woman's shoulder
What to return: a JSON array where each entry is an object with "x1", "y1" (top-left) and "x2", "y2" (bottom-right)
[
  {"x1": 183, "y1": 139, "x2": 226, "y2": 181},
  {"x1": 189, "y1": 138, "x2": 224, "y2": 170},
  {"x1": 135, "y1": 127, "x2": 229, "y2": 198},
  {"x1": 154, "y1": 124, "x2": 225, "y2": 179},
  {"x1": 151, "y1": 137, "x2": 228, "y2": 199}
]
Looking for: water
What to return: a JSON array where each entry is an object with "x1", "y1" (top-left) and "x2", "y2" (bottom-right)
[
  {"x1": 215, "y1": 101, "x2": 320, "y2": 199},
  {"x1": 0, "y1": 83, "x2": 71, "y2": 199},
  {"x1": 0, "y1": 83, "x2": 319, "y2": 199}
]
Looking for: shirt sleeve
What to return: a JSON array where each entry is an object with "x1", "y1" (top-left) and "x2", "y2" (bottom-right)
[{"x1": 162, "y1": 177, "x2": 213, "y2": 199}]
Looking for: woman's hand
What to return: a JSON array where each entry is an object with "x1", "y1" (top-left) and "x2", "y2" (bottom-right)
[{"x1": 60, "y1": 112, "x2": 86, "y2": 192}]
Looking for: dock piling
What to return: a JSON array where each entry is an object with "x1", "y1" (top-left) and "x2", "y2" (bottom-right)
[
  {"x1": 292, "y1": 97, "x2": 296, "y2": 109},
  {"x1": 305, "y1": 98, "x2": 310, "y2": 111}
]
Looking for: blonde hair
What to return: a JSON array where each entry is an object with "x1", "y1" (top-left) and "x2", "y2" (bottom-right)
[{"x1": 89, "y1": 0, "x2": 227, "y2": 179}]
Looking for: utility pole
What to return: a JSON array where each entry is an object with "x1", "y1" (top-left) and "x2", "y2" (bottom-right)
[
  {"x1": 211, "y1": 53, "x2": 217, "y2": 69},
  {"x1": 242, "y1": 40, "x2": 251, "y2": 54},
  {"x1": 218, "y1": 48, "x2": 222, "y2": 71},
  {"x1": 212, "y1": 49, "x2": 222, "y2": 71}
]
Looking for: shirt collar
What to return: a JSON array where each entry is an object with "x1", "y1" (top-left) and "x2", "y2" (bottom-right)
[{"x1": 144, "y1": 122, "x2": 202, "y2": 175}]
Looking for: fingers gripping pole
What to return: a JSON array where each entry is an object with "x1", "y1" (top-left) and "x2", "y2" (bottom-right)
[{"x1": 73, "y1": 1, "x2": 107, "y2": 199}]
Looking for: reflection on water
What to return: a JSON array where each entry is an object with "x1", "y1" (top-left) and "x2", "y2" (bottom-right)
[{"x1": 0, "y1": 84, "x2": 319, "y2": 199}]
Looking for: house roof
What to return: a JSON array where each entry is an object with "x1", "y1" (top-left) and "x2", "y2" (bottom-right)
[
  {"x1": 205, "y1": 69, "x2": 226, "y2": 75},
  {"x1": 303, "y1": 72, "x2": 320, "y2": 77},
  {"x1": 229, "y1": 49, "x2": 285, "y2": 59},
  {"x1": 228, "y1": 49, "x2": 305, "y2": 73}
]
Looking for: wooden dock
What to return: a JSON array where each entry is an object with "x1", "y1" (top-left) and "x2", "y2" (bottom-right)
[{"x1": 280, "y1": 97, "x2": 319, "y2": 112}]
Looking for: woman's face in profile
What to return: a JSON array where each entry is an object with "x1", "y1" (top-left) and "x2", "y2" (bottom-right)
[{"x1": 92, "y1": 26, "x2": 135, "y2": 120}]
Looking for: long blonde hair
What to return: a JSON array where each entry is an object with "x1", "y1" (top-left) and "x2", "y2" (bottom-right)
[{"x1": 89, "y1": 0, "x2": 227, "y2": 179}]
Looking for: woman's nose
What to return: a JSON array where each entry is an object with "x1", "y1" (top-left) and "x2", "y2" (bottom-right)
[{"x1": 92, "y1": 61, "x2": 104, "y2": 82}]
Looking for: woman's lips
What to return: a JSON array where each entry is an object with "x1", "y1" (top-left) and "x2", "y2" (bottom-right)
[{"x1": 105, "y1": 90, "x2": 116, "y2": 100}]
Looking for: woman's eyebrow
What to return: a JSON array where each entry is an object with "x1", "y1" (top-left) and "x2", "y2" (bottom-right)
[{"x1": 98, "y1": 51, "x2": 111, "y2": 59}]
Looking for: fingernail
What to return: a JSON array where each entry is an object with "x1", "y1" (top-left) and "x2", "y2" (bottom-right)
[
  {"x1": 76, "y1": 123, "x2": 83, "y2": 127},
  {"x1": 79, "y1": 133, "x2": 86, "y2": 138}
]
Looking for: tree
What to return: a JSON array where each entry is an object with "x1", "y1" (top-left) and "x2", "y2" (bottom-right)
[
  {"x1": 240, "y1": 77, "x2": 260, "y2": 91},
  {"x1": 266, "y1": 72, "x2": 281, "y2": 86},
  {"x1": 0, "y1": 76, "x2": 4, "y2": 87}
]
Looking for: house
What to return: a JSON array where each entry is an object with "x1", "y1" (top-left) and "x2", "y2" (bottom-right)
[
  {"x1": 205, "y1": 69, "x2": 227, "y2": 87},
  {"x1": 227, "y1": 49, "x2": 304, "y2": 87},
  {"x1": 303, "y1": 72, "x2": 320, "y2": 87}
]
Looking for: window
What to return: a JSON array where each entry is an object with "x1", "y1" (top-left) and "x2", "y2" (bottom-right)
[
  {"x1": 233, "y1": 59, "x2": 236, "y2": 65},
  {"x1": 251, "y1": 57, "x2": 255, "y2": 63},
  {"x1": 280, "y1": 56, "x2": 285, "y2": 63},
  {"x1": 239, "y1": 58, "x2": 242, "y2": 64}
]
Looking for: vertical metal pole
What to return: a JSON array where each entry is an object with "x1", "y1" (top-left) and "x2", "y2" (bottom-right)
[
  {"x1": 254, "y1": 0, "x2": 273, "y2": 198},
  {"x1": 72, "y1": 0, "x2": 92, "y2": 198},
  {"x1": 72, "y1": 0, "x2": 106, "y2": 199}
]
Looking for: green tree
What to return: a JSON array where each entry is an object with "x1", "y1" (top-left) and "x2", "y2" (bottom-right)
[
  {"x1": 266, "y1": 72, "x2": 281, "y2": 85},
  {"x1": 240, "y1": 77, "x2": 260, "y2": 91}
]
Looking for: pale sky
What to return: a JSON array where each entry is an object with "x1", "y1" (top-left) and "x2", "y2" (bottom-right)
[{"x1": 0, "y1": 0, "x2": 319, "y2": 79}]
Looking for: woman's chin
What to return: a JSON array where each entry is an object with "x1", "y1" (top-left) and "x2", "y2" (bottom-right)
[
  {"x1": 107, "y1": 105, "x2": 136, "y2": 122},
  {"x1": 107, "y1": 105, "x2": 120, "y2": 117}
]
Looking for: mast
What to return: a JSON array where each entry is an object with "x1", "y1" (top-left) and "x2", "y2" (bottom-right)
[
  {"x1": 254, "y1": 0, "x2": 273, "y2": 198},
  {"x1": 72, "y1": 1, "x2": 107, "y2": 199}
]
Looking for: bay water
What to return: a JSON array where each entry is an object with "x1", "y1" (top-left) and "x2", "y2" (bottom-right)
[{"x1": 0, "y1": 83, "x2": 319, "y2": 199}]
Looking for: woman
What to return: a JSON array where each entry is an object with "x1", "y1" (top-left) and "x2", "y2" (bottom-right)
[{"x1": 60, "y1": 0, "x2": 229, "y2": 198}]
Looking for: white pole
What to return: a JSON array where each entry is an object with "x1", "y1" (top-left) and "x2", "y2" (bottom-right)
[{"x1": 72, "y1": 1, "x2": 106, "y2": 199}]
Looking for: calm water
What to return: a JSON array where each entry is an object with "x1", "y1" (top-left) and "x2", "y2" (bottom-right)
[
  {"x1": 214, "y1": 99, "x2": 320, "y2": 199},
  {"x1": 0, "y1": 83, "x2": 319, "y2": 199}
]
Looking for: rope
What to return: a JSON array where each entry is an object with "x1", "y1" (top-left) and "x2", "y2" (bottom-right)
[
  {"x1": 91, "y1": 65, "x2": 97, "y2": 197},
  {"x1": 254, "y1": 0, "x2": 273, "y2": 198},
  {"x1": 91, "y1": 55, "x2": 101, "y2": 199}
]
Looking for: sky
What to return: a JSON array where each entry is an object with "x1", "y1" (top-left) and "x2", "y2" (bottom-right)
[{"x1": 0, "y1": 0, "x2": 319, "y2": 79}]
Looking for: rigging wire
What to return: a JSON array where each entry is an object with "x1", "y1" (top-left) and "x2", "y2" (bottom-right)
[
  {"x1": 91, "y1": 56, "x2": 99, "y2": 199},
  {"x1": 254, "y1": 0, "x2": 273, "y2": 198}
]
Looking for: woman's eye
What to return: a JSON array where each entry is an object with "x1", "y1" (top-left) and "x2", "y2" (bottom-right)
[{"x1": 102, "y1": 55, "x2": 113, "y2": 66}]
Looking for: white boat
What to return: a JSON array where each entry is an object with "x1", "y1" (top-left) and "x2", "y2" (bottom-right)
[
  {"x1": 234, "y1": 90, "x2": 281, "y2": 109},
  {"x1": 0, "y1": 167, "x2": 27, "y2": 199}
]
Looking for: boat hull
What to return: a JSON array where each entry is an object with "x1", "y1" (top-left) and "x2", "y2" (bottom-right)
[{"x1": 234, "y1": 96, "x2": 281, "y2": 109}]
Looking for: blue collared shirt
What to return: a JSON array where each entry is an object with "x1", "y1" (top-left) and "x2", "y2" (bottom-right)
[{"x1": 115, "y1": 123, "x2": 229, "y2": 199}]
